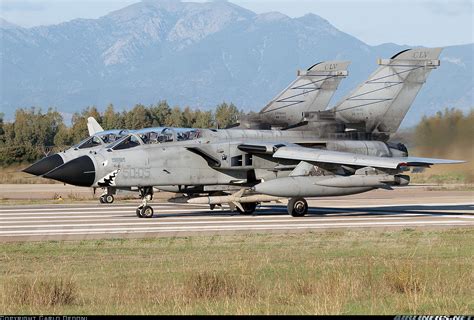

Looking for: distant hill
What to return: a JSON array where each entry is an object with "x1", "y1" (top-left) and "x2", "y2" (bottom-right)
[{"x1": 1, "y1": 0, "x2": 472, "y2": 127}]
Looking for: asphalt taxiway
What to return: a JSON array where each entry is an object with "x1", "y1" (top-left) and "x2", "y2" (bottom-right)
[{"x1": 1, "y1": 196, "x2": 472, "y2": 241}]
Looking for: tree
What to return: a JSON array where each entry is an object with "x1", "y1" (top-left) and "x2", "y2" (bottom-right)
[
  {"x1": 215, "y1": 102, "x2": 240, "y2": 128},
  {"x1": 150, "y1": 100, "x2": 171, "y2": 126},
  {"x1": 70, "y1": 106, "x2": 101, "y2": 144},
  {"x1": 193, "y1": 110, "x2": 213, "y2": 128},
  {"x1": 0, "y1": 112, "x2": 5, "y2": 144},
  {"x1": 124, "y1": 104, "x2": 153, "y2": 129},
  {"x1": 414, "y1": 107, "x2": 474, "y2": 159},
  {"x1": 54, "y1": 124, "x2": 73, "y2": 148},
  {"x1": 103, "y1": 104, "x2": 124, "y2": 130},
  {"x1": 182, "y1": 106, "x2": 196, "y2": 128},
  {"x1": 2, "y1": 107, "x2": 64, "y2": 163},
  {"x1": 166, "y1": 106, "x2": 185, "y2": 127}
]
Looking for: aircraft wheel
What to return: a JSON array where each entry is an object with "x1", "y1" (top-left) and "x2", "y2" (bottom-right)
[
  {"x1": 237, "y1": 202, "x2": 258, "y2": 215},
  {"x1": 105, "y1": 195, "x2": 114, "y2": 203},
  {"x1": 99, "y1": 196, "x2": 105, "y2": 204},
  {"x1": 140, "y1": 205, "x2": 154, "y2": 218},
  {"x1": 288, "y1": 198, "x2": 308, "y2": 217}
]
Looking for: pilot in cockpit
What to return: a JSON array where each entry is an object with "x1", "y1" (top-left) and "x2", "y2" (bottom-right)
[{"x1": 140, "y1": 133, "x2": 149, "y2": 144}]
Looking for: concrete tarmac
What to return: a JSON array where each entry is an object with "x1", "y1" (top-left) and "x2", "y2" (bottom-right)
[{"x1": 0, "y1": 188, "x2": 472, "y2": 242}]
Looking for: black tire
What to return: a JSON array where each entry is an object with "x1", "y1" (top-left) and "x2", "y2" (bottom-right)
[
  {"x1": 140, "y1": 205, "x2": 154, "y2": 218},
  {"x1": 105, "y1": 195, "x2": 114, "y2": 203},
  {"x1": 237, "y1": 202, "x2": 258, "y2": 215},
  {"x1": 99, "y1": 196, "x2": 105, "y2": 204},
  {"x1": 136, "y1": 206, "x2": 144, "y2": 218},
  {"x1": 288, "y1": 198, "x2": 308, "y2": 217}
]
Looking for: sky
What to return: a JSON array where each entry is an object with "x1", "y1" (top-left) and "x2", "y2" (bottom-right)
[{"x1": 0, "y1": 0, "x2": 472, "y2": 47}]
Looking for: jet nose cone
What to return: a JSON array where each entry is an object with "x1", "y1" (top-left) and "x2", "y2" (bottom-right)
[
  {"x1": 44, "y1": 155, "x2": 95, "y2": 187},
  {"x1": 23, "y1": 154, "x2": 64, "y2": 176}
]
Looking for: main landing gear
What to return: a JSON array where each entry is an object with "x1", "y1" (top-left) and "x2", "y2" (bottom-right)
[
  {"x1": 99, "y1": 187, "x2": 115, "y2": 204},
  {"x1": 287, "y1": 197, "x2": 308, "y2": 217},
  {"x1": 237, "y1": 202, "x2": 258, "y2": 215},
  {"x1": 136, "y1": 186, "x2": 154, "y2": 218}
]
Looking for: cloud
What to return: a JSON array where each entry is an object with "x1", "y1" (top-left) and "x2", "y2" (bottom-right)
[
  {"x1": 441, "y1": 56, "x2": 466, "y2": 67},
  {"x1": 421, "y1": 0, "x2": 472, "y2": 16},
  {"x1": 1, "y1": 0, "x2": 46, "y2": 12}
]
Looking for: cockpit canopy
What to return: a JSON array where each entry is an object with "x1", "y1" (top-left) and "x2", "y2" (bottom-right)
[
  {"x1": 112, "y1": 135, "x2": 141, "y2": 150},
  {"x1": 75, "y1": 130, "x2": 129, "y2": 150},
  {"x1": 109, "y1": 128, "x2": 201, "y2": 151}
]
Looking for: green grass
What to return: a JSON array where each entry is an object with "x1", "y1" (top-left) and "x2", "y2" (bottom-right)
[{"x1": 1, "y1": 229, "x2": 473, "y2": 314}]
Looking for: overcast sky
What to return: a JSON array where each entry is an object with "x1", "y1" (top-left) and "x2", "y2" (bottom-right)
[{"x1": 1, "y1": 0, "x2": 472, "y2": 47}]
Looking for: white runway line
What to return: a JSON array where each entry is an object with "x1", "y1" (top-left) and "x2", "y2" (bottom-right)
[
  {"x1": 1, "y1": 206, "x2": 472, "y2": 217},
  {"x1": 0, "y1": 206, "x2": 190, "y2": 213},
  {"x1": 313, "y1": 202, "x2": 473, "y2": 208},
  {"x1": 1, "y1": 212, "x2": 472, "y2": 221},
  {"x1": 0, "y1": 204, "x2": 209, "y2": 212},
  {"x1": 1, "y1": 202, "x2": 472, "y2": 240},
  {"x1": 0, "y1": 208, "x2": 214, "y2": 216},
  {"x1": 0, "y1": 211, "x2": 468, "y2": 218},
  {"x1": 2, "y1": 215, "x2": 473, "y2": 228},
  {"x1": 0, "y1": 221, "x2": 471, "y2": 237},
  {"x1": 0, "y1": 202, "x2": 471, "y2": 212}
]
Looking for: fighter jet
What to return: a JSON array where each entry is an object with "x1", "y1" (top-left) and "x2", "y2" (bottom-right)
[
  {"x1": 22, "y1": 45, "x2": 438, "y2": 181},
  {"x1": 23, "y1": 60, "x2": 350, "y2": 202},
  {"x1": 24, "y1": 47, "x2": 455, "y2": 216},
  {"x1": 39, "y1": 124, "x2": 462, "y2": 218}
]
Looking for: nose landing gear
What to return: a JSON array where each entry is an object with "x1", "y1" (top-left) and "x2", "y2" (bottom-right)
[
  {"x1": 99, "y1": 194, "x2": 114, "y2": 204},
  {"x1": 136, "y1": 187, "x2": 154, "y2": 218},
  {"x1": 99, "y1": 187, "x2": 116, "y2": 204}
]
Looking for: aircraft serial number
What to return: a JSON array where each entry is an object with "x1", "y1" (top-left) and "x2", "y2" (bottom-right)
[{"x1": 122, "y1": 167, "x2": 151, "y2": 179}]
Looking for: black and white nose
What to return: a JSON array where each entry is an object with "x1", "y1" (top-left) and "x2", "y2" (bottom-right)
[
  {"x1": 43, "y1": 155, "x2": 96, "y2": 187},
  {"x1": 23, "y1": 154, "x2": 64, "y2": 176}
]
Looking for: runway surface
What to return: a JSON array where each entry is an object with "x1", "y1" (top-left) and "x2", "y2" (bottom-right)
[{"x1": 1, "y1": 200, "x2": 473, "y2": 241}]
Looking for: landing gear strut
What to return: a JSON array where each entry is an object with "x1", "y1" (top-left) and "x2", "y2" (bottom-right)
[
  {"x1": 99, "y1": 187, "x2": 115, "y2": 204},
  {"x1": 136, "y1": 187, "x2": 154, "y2": 218},
  {"x1": 237, "y1": 202, "x2": 258, "y2": 215},
  {"x1": 287, "y1": 197, "x2": 308, "y2": 217}
]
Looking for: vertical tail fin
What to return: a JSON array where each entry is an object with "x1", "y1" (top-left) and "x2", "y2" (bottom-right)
[
  {"x1": 332, "y1": 48, "x2": 442, "y2": 134},
  {"x1": 259, "y1": 61, "x2": 350, "y2": 126},
  {"x1": 87, "y1": 117, "x2": 104, "y2": 136}
]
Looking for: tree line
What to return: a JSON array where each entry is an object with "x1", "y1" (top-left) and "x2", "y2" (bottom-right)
[
  {"x1": 0, "y1": 104, "x2": 471, "y2": 166},
  {"x1": 0, "y1": 101, "x2": 241, "y2": 165},
  {"x1": 414, "y1": 108, "x2": 473, "y2": 159}
]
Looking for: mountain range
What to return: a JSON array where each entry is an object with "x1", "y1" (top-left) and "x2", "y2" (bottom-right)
[{"x1": 1, "y1": 0, "x2": 472, "y2": 127}]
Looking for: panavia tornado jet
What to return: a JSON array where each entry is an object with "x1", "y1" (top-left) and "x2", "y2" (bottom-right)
[
  {"x1": 23, "y1": 60, "x2": 350, "y2": 202},
  {"x1": 38, "y1": 125, "x2": 462, "y2": 218},
  {"x1": 23, "y1": 47, "x2": 457, "y2": 216}
]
